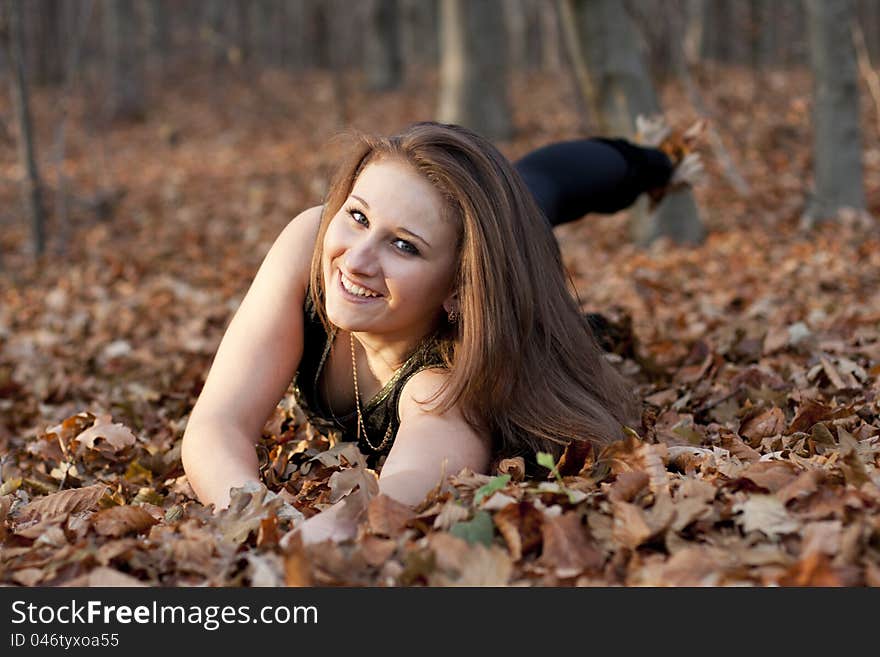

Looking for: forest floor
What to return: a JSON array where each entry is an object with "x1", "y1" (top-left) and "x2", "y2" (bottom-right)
[{"x1": 1, "y1": 66, "x2": 880, "y2": 586}]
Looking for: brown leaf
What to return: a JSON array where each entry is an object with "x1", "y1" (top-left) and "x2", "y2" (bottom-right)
[
  {"x1": 448, "y1": 545, "x2": 512, "y2": 586},
  {"x1": 257, "y1": 515, "x2": 279, "y2": 547},
  {"x1": 634, "y1": 546, "x2": 731, "y2": 586},
  {"x1": 92, "y1": 505, "x2": 159, "y2": 537},
  {"x1": 557, "y1": 439, "x2": 595, "y2": 476},
  {"x1": 492, "y1": 501, "x2": 544, "y2": 561},
  {"x1": 733, "y1": 495, "x2": 800, "y2": 537},
  {"x1": 428, "y1": 532, "x2": 472, "y2": 573},
  {"x1": 737, "y1": 460, "x2": 800, "y2": 493},
  {"x1": 12, "y1": 568, "x2": 47, "y2": 586},
  {"x1": 789, "y1": 400, "x2": 833, "y2": 434},
  {"x1": 74, "y1": 414, "x2": 137, "y2": 452},
  {"x1": 819, "y1": 356, "x2": 848, "y2": 390},
  {"x1": 216, "y1": 482, "x2": 285, "y2": 545},
  {"x1": 739, "y1": 406, "x2": 785, "y2": 445},
  {"x1": 328, "y1": 465, "x2": 379, "y2": 506},
  {"x1": 669, "y1": 496, "x2": 713, "y2": 533},
  {"x1": 360, "y1": 535, "x2": 398, "y2": 567},
  {"x1": 367, "y1": 494, "x2": 415, "y2": 538},
  {"x1": 640, "y1": 443, "x2": 670, "y2": 495},
  {"x1": 801, "y1": 520, "x2": 842, "y2": 557},
  {"x1": 597, "y1": 436, "x2": 644, "y2": 475},
  {"x1": 540, "y1": 512, "x2": 603, "y2": 578},
  {"x1": 14, "y1": 517, "x2": 64, "y2": 539},
  {"x1": 62, "y1": 567, "x2": 147, "y2": 587},
  {"x1": 283, "y1": 534, "x2": 314, "y2": 587},
  {"x1": 777, "y1": 469, "x2": 824, "y2": 505},
  {"x1": 17, "y1": 483, "x2": 109, "y2": 521},
  {"x1": 778, "y1": 552, "x2": 858, "y2": 586},
  {"x1": 612, "y1": 502, "x2": 654, "y2": 550},
  {"x1": 429, "y1": 499, "x2": 470, "y2": 531},
  {"x1": 0, "y1": 495, "x2": 11, "y2": 541},
  {"x1": 608, "y1": 470, "x2": 650, "y2": 503},
  {"x1": 720, "y1": 433, "x2": 761, "y2": 463},
  {"x1": 495, "y1": 457, "x2": 525, "y2": 482}
]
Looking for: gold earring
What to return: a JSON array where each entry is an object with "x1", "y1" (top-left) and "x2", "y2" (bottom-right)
[{"x1": 447, "y1": 309, "x2": 458, "y2": 323}]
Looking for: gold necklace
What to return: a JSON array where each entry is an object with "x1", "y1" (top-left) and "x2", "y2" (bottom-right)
[{"x1": 350, "y1": 332, "x2": 394, "y2": 451}]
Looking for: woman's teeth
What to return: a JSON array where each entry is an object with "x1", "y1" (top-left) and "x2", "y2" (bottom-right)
[{"x1": 341, "y1": 273, "x2": 380, "y2": 298}]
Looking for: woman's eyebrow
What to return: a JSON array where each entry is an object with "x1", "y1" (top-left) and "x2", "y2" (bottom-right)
[
  {"x1": 399, "y1": 228, "x2": 431, "y2": 249},
  {"x1": 350, "y1": 194, "x2": 431, "y2": 249},
  {"x1": 351, "y1": 194, "x2": 371, "y2": 209}
]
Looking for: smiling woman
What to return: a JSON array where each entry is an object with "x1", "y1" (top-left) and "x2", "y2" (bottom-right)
[{"x1": 181, "y1": 121, "x2": 692, "y2": 541}]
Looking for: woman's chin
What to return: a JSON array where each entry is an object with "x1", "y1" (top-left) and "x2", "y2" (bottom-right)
[{"x1": 325, "y1": 304, "x2": 371, "y2": 332}]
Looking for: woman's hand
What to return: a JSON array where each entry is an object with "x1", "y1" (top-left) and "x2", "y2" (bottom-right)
[{"x1": 294, "y1": 496, "x2": 363, "y2": 545}]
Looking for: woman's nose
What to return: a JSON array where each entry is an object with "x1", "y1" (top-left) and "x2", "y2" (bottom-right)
[{"x1": 344, "y1": 235, "x2": 380, "y2": 276}]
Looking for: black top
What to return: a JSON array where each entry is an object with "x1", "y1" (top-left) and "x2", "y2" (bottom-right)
[
  {"x1": 514, "y1": 137, "x2": 674, "y2": 227},
  {"x1": 292, "y1": 287, "x2": 447, "y2": 467}
]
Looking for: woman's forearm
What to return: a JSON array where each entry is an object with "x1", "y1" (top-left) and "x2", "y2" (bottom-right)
[{"x1": 181, "y1": 419, "x2": 262, "y2": 510}]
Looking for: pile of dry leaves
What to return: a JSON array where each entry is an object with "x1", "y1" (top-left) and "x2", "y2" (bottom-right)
[
  {"x1": 2, "y1": 67, "x2": 880, "y2": 586},
  {"x1": 2, "y1": 316, "x2": 880, "y2": 586}
]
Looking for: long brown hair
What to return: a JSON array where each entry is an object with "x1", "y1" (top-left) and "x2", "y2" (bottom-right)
[{"x1": 308, "y1": 122, "x2": 640, "y2": 468}]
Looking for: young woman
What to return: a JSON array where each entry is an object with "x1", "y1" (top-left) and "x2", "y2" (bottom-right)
[{"x1": 181, "y1": 121, "x2": 693, "y2": 540}]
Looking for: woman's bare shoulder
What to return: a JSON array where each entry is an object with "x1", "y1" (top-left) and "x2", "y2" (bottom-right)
[{"x1": 269, "y1": 204, "x2": 324, "y2": 290}]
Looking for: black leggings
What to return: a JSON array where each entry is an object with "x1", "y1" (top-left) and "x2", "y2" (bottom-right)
[{"x1": 513, "y1": 138, "x2": 674, "y2": 227}]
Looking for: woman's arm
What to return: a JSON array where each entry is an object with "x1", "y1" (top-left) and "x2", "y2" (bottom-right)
[
  {"x1": 295, "y1": 368, "x2": 490, "y2": 544},
  {"x1": 182, "y1": 205, "x2": 323, "y2": 510},
  {"x1": 378, "y1": 368, "x2": 491, "y2": 506}
]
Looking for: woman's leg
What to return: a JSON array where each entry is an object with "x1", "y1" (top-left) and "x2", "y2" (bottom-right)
[{"x1": 514, "y1": 138, "x2": 674, "y2": 227}]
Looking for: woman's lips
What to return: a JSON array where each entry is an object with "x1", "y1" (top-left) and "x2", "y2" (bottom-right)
[{"x1": 338, "y1": 270, "x2": 383, "y2": 303}]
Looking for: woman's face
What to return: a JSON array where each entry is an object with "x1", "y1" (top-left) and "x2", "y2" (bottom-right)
[{"x1": 321, "y1": 157, "x2": 460, "y2": 345}]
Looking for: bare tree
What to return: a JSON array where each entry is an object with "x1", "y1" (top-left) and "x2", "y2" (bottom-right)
[
  {"x1": 803, "y1": 0, "x2": 866, "y2": 226},
  {"x1": 437, "y1": 0, "x2": 512, "y2": 140},
  {"x1": 6, "y1": 0, "x2": 47, "y2": 257},
  {"x1": 400, "y1": 0, "x2": 439, "y2": 73},
  {"x1": 365, "y1": 0, "x2": 403, "y2": 91},
  {"x1": 572, "y1": 0, "x2": 704, "y2": 245},
  {"x1": 573, "y1": 0, "x2": 661, "y2": 136},
  {"x1": 36, "y1": 0, "x2": 64, "y2": 85},
  {"x1": 104, "y1": 0, "x2": 145, "y2": 122}
]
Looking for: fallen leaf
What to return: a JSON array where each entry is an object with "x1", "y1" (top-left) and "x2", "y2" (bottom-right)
[
  {"x1": 367, "y1": 494, "x2": 415, "y2": 537},
  {"x1": 733, "y1": 495, "x2": 801, "y2": 538},
  {"x1": 739, "y1": 407, "x2": 785, "y2": 445},
  {"x1": 608, "y1": 470, "x2": 650, "y2": 503},
  {"x1": 74, "y1": 414, "x2": 137, "y2": 452},
  {"x1": 495, "y1": 457, "x2": 525, "y2": 482},
  {"x1": 17, "y1": 483, "x2": 109, "y2": 521},
  {"x1": 777, "y1": 469, "x2": 824, "y2": 505},
  {"x1": 539, "y1": 512, "x2": 603, "y2": 578},
  {"x1": 492, "y1": 501, "x2": 544, "y2": 561},
  {"x1": 737, "y1": 460, "x2": 801, "y2": 493},
  {"x1": 92, "y1": 505, "x2": 159, "y2": 537}
]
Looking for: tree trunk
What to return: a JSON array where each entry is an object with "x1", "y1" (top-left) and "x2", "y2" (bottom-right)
[
  {"x1": 803, "y1": 0, "x2": 865, "y2": 225},
  {"x1": 148, "y1": 0, "x2": 171, "y2": 78},
  {"x1": 573, "y1": 0, "x2": 661, "y2": 137},
  {"x1": 437, "y1": 0, "x2": 512, "y2": 140},
  {"x1": 365, "y1": 0, "x2": 403, "y2": 91},
  {"x1": 539, "y1": 0, "x2": 562, "y2": 72},
  {"x1": 104, "y1": 0, "x2": 144, "y2": 122},
  {"x1": 400, "y1": 0, "x2": 439, "y2": 72},
  {"x1": 8, "y1": 0, "x2": 47, "y2": 257},
  {"x1": 36, "y1": 0, "x2": 64, "y2": 85},
  {"x1": 573, "y1": 0, "x2": 704, "y2": 245}
]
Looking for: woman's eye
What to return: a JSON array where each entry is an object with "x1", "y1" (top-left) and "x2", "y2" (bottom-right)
[
  {"x1": 348, "y1": 209, "x2": 368, "y2": 226},
  {"x1": 393, "y1": 239, "x2": 419, "y2": 256}
]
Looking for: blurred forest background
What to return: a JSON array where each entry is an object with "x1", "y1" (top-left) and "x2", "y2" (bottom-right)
[{"x1": 2, "y1": 1, "x2": 880, "y2": 587}]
